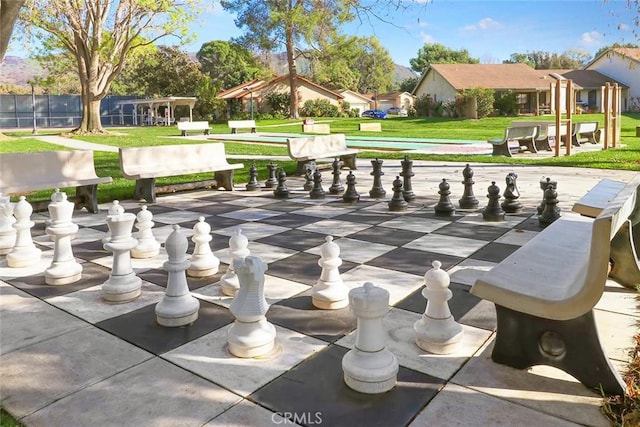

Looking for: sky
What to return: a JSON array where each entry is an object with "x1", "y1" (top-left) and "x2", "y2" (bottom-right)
[{"x1": 181, "y1": 0, "x2": 637, "y2": 68}]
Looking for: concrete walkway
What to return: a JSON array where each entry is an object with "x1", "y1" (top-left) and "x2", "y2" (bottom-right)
[{"x1": 34, "y1": 135, "x2": 119, "y2": 153}]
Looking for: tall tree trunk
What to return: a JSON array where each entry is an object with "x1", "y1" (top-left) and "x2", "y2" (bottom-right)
[
  {"x1": 78, "y1": 83, "x2": 104, "y2": 133},
  {"x1": 0, "y1": 0, "x2": 26, "y2": 62},
  {"x1": 285, "y1": 26, "x2": 299, "y2": 119}
]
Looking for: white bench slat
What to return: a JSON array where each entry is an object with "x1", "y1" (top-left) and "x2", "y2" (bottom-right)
[
  {"x1": 228, "y1": 120, "x2": 256, "y2": 133},
  {"x1": 177, "y1": 121, "x2": 210, "y2": 136},
  {"x1": 572, "y1": 179, "x2": 626, "y2": 218}
]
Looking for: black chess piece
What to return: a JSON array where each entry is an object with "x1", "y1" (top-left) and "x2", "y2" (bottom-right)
[
  {"x1": 265, "y1": 162, "x2": 279, "y2": 188},
  {"x1": 310, "y1": 168, "x2": 326, "y2": 199},
  {"x1": 458, "y1": 164, "x2": 479, "y2": 209},
  {"x1": 329, "y1": 158, "x2": 345, "y2": 195},
  {"x1": 388, "y1": 176, "x2": 408, "y2": 212},
  {"x1": 303, "y1": 162, "x2": 316, "y2": 192},
  {"x1": 245, "y1": 163, "x2": 261, "y2": 191},
  {"x1": 539, "y1": 180, "x2": 561, "y2": 227},
  {"x1": 273, "y1": 168, "x2": 290, "y2": 199},
  {"x1": 369, "y1": 158, "x2": 386, "y2": 198},
  {"x1": 434, "y1": 178, "x2": 455, "y2": 217},
  {"x1": 482, "y1": 181, "x2": 505, "y2": 222},
  {"x1": 400, "y1": 155, "x2": 416, "y2": 202},
  {"x1": 537, "y1": 177, "x2": 558, "y2": 215},
  {"x1": 343, "y1": 171, "x2": 360, "y2": 203},
  {"x1": 501, "y1": 172, "x2": 522, "y2": 214}
]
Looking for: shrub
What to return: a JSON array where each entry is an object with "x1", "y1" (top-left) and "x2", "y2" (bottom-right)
[
  {"x1": 266, "y1": 92, "x2": 290, "y2": 116},
  {"x1": 458, "y1": 87, "x2": 494, "y2": 118},
  {"x1": 493, "y1": 91, "x2": 519, "y2": 116},
  {"x1": 299, "y1": 99, "x2": 340, "y2": 117},
  {"x1": 414, "y1": 94, "x2": 433, "y2": 117}
]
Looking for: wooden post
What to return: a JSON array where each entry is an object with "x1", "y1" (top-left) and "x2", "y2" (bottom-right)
[
  {"x1": 565, "y1": 80, "x2": 573, "y2": 157},
  {"x1": 603, "y1": 82, "x2": 610, "y2": 150},
  {"x1": 554, "y1": 80, "x2": 561, "y2": 157},
  {"x1": 612, "y1": 83, "x2": 620, "y2": 148}
]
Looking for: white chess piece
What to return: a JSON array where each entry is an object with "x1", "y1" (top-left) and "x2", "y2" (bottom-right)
[
  {"x1": 156, "y1": 225, "x2": 200, "y2": 327},
  {"x1": 220, "y1": 228, "x2": 250, "y2": 296},
  {"x1": 131, "y1": 205, "x2": 160, "y2": 258},
  {"x1": 101, "y1": 200, "x2": 142, "y2": 303},
  {"x1": 414, "y1": 260, "x2": 463, "y2": 354},
  {"x1": 6, "y1": 196, "x2": 42, "y2": 268},
  {"x1": 0, "y1": 194, "x2": 16, "y2": 255},
  {"x1": 187, "y1": 217, "x2": 220, "y2": 277},
  {"x1": 44, "y1": 189, "x2": 82, "y2": 285},
  {"x1": 311, "y1": 236, "x2": 349, "y2": 309},
  {"x1": 342, "y1": 282, "x2": 398, "y2": 394},
  {"x1": 227, "y1": 255, "x2": 276, "y2": 358},
  {"x1": 102, "y1": 200, "x2": 125, "y2": 244}
]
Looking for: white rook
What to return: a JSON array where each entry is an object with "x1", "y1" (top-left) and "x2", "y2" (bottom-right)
[
  {"x1": 7, "y1": 196, "x2": 41, "y2": 268},
  {"x1": 312, "y1": 236, "x2": 349, "y2": 309},
  {"x1": 44, "y1": 189, "x2": 82, "y2": 285},
  {"x1": 414, "y1": 260, "x2": 463, "y2": 354},
  {"x1": 0, "y1": 194, "x2": 16, "y2": 255},
  {"x1": 131, "y1": 205, "x2": 160, "y2": 259},
  {"x1": 187, "y1": 217, "x2": 220, "y2": 277},
  {"x1": 342, "y1": 282, "x2": 398, "y2": 394}
]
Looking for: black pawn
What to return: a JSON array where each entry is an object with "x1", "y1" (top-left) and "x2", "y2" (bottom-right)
[
  {"x1": 537, "y1": 177, "x2": 558, "y2": 215},
  {"x1": 458, "y1": 164, "x2": 479, "y2": 209},
  {"x1": 388, "y1": 176, "x2": 408, "y2": 212},
  {"x1": 482, "y1": 181, "x2": 505, "y2": 222},
  {"x1": 539, "y1": 181, "x2": 561, "y2": 227},
  {"x1": 309, "y1": 168, "x2": 326, "y2": 199},
  {"x1": 501, "y1": 172, "x2": 522, "y2": 213},
  {"x1": 273, "y1": 168, "x2": 290, "y2": 199},
  {"x1": 343, "y1": 171, "x2": 360, "y2": 203},
  {"x1": 369, "y1": 158, "x2": 386, "y2": 198},
  {"x1": 303, "y1": 162, "x2": 315, "y2": 192},
  {"x1": 265, "y1": 162, "x2": 279, "y2": 188},
  {"x1": 434, "y1": 178, "x2": 455, "y2": 217},
  {"x1": 245, "y1": 163, "x2": 261, "y2": 191},
  {"x1": 329, "y1": 158, "x2": 345, "y2": 195},
  {"x1": 400, "y1": 155, "x2": 416, "y2": 202}
]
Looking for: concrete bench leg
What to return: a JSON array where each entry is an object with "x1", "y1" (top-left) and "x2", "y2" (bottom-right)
[
  {"x1": 491, "y1": 143, "x2": 512, "y2": 157},
  {"x1": 340, "y1": 154, "x2": 357, "y2": 171},
  {"x1": 134, "y1": 178, "x2": 156, "y2": 203},
  {"x1": 214, "y1": 170, "x2": 235, "y2": 191},
  {"x1": 75, "y1": 184, "x2": 100, "y2": 213},
  {"x1": 609, "y1": 219, "x2": 640, "y2": 289},
  {"x1": 535, "y1": 137, "x2": 552, "y2": 152},
  {"x1": 518, "y1": 138, "x2": 537, "y2": 154},
  {"x1": 295, "y1": 161, "x2": 310, "y2": 176},
  {"x1": 491, "y1": 305, "x2": 625, "y2": 396}
]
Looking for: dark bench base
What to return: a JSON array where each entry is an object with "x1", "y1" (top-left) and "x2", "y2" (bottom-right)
[
  {"x1": 609, "y1": 219, "x2": 640, "y2": 288},
  {"x1": 294, "y1": 154, "x2": 358, "y2": 175},
  {"x1": 492, "y1": 305, "x2": 625, "y2": 396},
  {"x1": 231, "y1": 128, "x2": 256, "y2": 134},
  {"x1": 133, "y1": 171, "x2": 237, "y2": 203},
  {"x1": 181, "y1": 129, "x2": 210, "y2": 137},
  {"x1": 489, "y1": 141, "x2": 512, "y2": 157},
  {"x1": 74, "y1": 184, "x2": 100, "y2": 213}
]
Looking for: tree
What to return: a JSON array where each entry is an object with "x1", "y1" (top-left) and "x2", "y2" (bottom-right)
[
  {"x1": 504, "y1": 50, "x2": 591, "y2": 69},
  {"x1": 593, "y1": 43, "x2": 640, "y2": 59},
  {"x1": 410, "y1": 43, "x2": 479, "y2": 74},
  {"x1": 353, "y1": 36, "x2": 394, "y2": 94},
  {"x1": 220, "y1": 0, "x2": 354, "y2": 118},
  {"x1": 503, "y1": 53, "x2": 535, "y2": 68},
  {"x1": 398, "y1": 77, "x2": 419, "y2": 93},
  {"x1": 197, "y1": 40, "x2": 268, "y2": 90},
  {"x1": 21, "y1": 0, "x2": 201, "y2": 133},
  {"x1": 0, "y1": 0, "x2": 25, "y2": 62}
]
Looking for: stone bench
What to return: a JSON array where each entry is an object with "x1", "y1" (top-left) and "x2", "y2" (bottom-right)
[
  {"x1": 359, "y1": 122, "x2": 382, "y2": 132},
  {"x1": 119, "y1": 143, "x2": 244, "y2": 203},
  {"x1": 287, "y1": 134, "x2": 358, "y2": 175},
  {"x1": 488, "y1": 126, "x2": 538, "y2": 156},
  {"x1": 177, "y1": 121, "x2": 210, "y2": 136},
  {"x1": 471, "y1": 176, "x2": 640, "y2": 395},
  {"x1": 0, "y1": 150, "x2": 112, "y2": 213},
  {"x1": 572, "y1": 122, "x2": 601, "y2": 145},
  {"x1": 511, "y1": 121, "x2": 554, "y2": 152},
  {"x1": 302, "y1": 123, "x2": 331, "y2": 134},
  {"x1": 228, "y1": 120, "x2": 256, "y2": 134}
]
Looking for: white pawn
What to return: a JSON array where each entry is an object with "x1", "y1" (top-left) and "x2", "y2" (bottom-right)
[
  {"x1": 7, "y1": 196, "x2": 42, "y2": 268},
  {"x1": 45, "y1": 189, "x2": 82, "y2": 285},
  {"x1": 156, "y1": 225, "x2": 200, "y2": 327},
  {"x1": 101, "y1": 200, "x2": 141, "y2": 303},
  {"x1": 0, "y1": 194, "x2": 16, "y2": 255},
  {"x1": 342, "y1": 282, "x2": 398, "y2": 394},
  {"x1": 227, "y1": 255, "x2": 276, "y2": 358},
  {"x1": 414, "y1": 260, "x2": 463, "y2": 354},
  {"x1": 187, "y1": 217, "x2": 220, "y2": 277},
  {"x1": 131, "y1": 205, "x2": 160, "y2": 259},
  {"x1": 220, "y1": 229, "x2": 250, "y2": 296},
  {"x1": 102, "y1": 200, "x2": 125, "y2": 244},
  {"x1": 312, "y1": 236, "x2": 349, "y2": 309}
]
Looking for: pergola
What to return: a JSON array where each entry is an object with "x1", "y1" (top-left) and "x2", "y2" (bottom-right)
[{"x1": 116, "y1": 97, "x2": 197, "y2": 126}]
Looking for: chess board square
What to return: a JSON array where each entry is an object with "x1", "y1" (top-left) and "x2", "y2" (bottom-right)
[
  {"x1": 395, "y1": 281, "x2": 483, "y2": 323},
  {"x1": 195, "y1": 192, "x2": 243, "y2": 202},
  {"x1": 149, "y1": 224, "x2": 193, "y2": 245},
  {"x1": 344, "y1": 226, "x2": 427, "y2": 246},
  {"x1": 456, "y1": 212, "x2": 527, "y2": 229},
  {"x1": 331, "y1": 211, "x2": 396, "y2": 225},
  {"x1": 71, "y1": 211, "x2": 109, "y2": 227},
  {"x1": 250, "y1": 345, "x2": 443, "y2": 427},
  {"x1": 290, "y1": 204, "x2": 358, "y2": 219},
  {"x1": 212, "y1": 222, "x2": 289, "y2": 240},
  {"x1": 33, "y1": 227, "x2": 105, "y2": 248},
  {"x1": 254, "y1": 213, "x2": 323, "y2": 228},
  {"x1": 403, "y1": 234, "x2": 488, "y2": 258},
  {"x1": 469, "y1": 242, "x2": 520, "y2": 263},
  {"x1": 151, "y1": 196, "x2": 217, "y2": 210},
  {"x1": 87, "y1": 223, "x2": 109, "y2": 233},
  {"x1": 341, "y1": 265, "x2": 423, "y2": 305},
  {"x1": 29, "y1": 220, "x2": 47, "y2": 238},
  {"x1": 269, "y1": 290, "x2": 356, "y2": 342},
  {"x1": 128, "y1": 204, "x2": 175, "y2": 216},
  {"x1": 163, "y1": 324, "x2": 328, "y2": 397},
  {"x1": 0, "y1": 250, "x2": 54, "y2": 280},
  {"x1": 260, "y1": 200, "x2": 317, "y2": 213},
  {"x1": 219, "y1": 207, "x2": 284, "y2": 221},
  {"x1": 6, "y1": 261, "x2": 110, "y2": 299},
  {"x1": 254, "y1": 229, "x2": 329, "y2": 252},
  {"x1": 513, "y1": 215, "x2": 544, "y2": 232},
  {"x1": 305, "y1": 237, "x2": 395, "y2": 264},
  {"x1": 204, "y1": 400, "x2": 289, "y2": 426},
  {"x1": 72, "y1": 238, "x2": 111, "y2": 260},
  {"x1": 96, "y1": 299, "x2": 234, "y2": 354},
  {"x1": 447, "y1": 258, "x2": 497, "y2": 286},
  {"x1": 91, "y1": 247, "x2": 168, "y2": 272},
  {"x1": 178, "y1": 215, "x2": 244, "y2": 232},
  {"x1": 214, "y1": 241, "x2": 298, "y2": 264},
  {"x1": 405, "y1": 209, "x2": 465, "y2": 221},
  {"x1": 183, "y1": 203, "x2": 242, "y2": 216},
  {"x1": 137, "y1": 268, "x2": 225, "y2": 290},
  {"x1": 431, "y1": 222, "x2": 509, "y2": 241},
  {"x1": 267, "y1": 252, "x2": 358, "y2": 286},
  {"x1": 297, "y1": 218, "x2": 371, "y2": 236},
  {"x1": 367, "y1": 247, "x2": 463, "y2": 276},
  {"x1": 223, "y1": 197, "x2": 280, "y2": 208},
  {"x1": 152, "y1": 210, "x2": 204, "y2": 225},
  {"x1": 494, "y1": 228, "x2": 539, "y2": 246},
  {"x1": 378, "y1": 216, "x2": 451, "y2": 233}
]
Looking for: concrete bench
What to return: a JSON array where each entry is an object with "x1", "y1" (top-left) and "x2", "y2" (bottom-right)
[
  {"x1": 0, "y1": 150, "x2": 112, "y2": 213},
  {"x1": 359, "y1": 122, "x2": 382, "y2": 132},
  {"x1": 572, "y1": 122, "x2": 601, "y2": 145},
  {"x1": 471, "y1": 177, "x2": 640, "y2": 395},
  {"x1": 119, "y1": 143, "x2": 244, "y2": 203},
  {"x1": 302, "y1": 123, "x2": 331, "y2": 134},
  {"x1": 228, "y1": 120, "x2": 256, "y2": 134},
  {"x1": 488, "y1": 126, "x2": 538, "y2": 156},
  {"x1": 177, "y1": 121, "x2": 210, "y2": 137},
  {"x1": 287, "y1": 134, "x2": 358, "y2": 175},
  {"x1": 511, "y1": 121, "x2": 554, "y2": 151}
]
